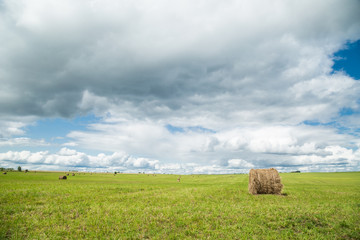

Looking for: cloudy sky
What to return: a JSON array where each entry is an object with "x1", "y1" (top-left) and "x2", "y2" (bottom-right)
[{"x1": 0, "y1": 0, "x2": 360, "y2": 173}]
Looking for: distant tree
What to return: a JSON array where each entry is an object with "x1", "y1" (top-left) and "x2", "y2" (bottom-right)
[{"x1": 18, "y1": 166, "x2": 22, "y2": 172}]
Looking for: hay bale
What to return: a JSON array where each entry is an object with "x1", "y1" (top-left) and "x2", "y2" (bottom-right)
[
  {"x1": 3, "y1": 172, "x2": 7, "y2": 175},
  {"x1": 248, "y1": 168, "x2": 283, "y2": 195},
  {"x1": 59, "y1": 175, "x2": 67, "y2": 180}
]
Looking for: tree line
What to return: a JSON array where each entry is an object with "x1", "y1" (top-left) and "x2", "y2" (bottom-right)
[{"x1": 1, "y1": 166, "x2": 26, "y2": 172}]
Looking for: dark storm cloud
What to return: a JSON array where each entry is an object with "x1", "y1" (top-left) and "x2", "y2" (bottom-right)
[{"x1": 0, "y1": 0, "x2": 359, "y2": 122}]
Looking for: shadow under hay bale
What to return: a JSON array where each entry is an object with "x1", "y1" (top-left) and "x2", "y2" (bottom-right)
[{"x1": 248, "y1": 168, "x2": 283, "y2": 195}]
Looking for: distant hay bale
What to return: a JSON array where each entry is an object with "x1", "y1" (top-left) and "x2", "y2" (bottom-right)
[
  {"x1": 72, "y1": 173, "x2": 75, "y2": 176},
  {"x1": 3, "y1": 172, "x2": 6, "y2": 175},
  {"x1": 248, "y1": 168, "x2": 283, "y2": 195},
  {"x1": 59, "y1": 175, "x2": 67, "y2": 180}
]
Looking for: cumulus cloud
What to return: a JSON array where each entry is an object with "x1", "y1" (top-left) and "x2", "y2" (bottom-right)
[
  {"x1": 0, "y1": 141, "x2": 359, "y2": 173},
  {"x1": 227, "y1": 159, "x2": 254, "y2": 169},
  {"x1": 0, "y1": 117, "x2": 37, "y2": 138},
  {"x1": 0, "y1": 148, "x2": 160, "y2": 170},
  {"x1": 0, "y1": 0, "x2": 360, "y2": 172},
  {"x1": 65, "y1": 120, "x2": 360, "y2": 172}
]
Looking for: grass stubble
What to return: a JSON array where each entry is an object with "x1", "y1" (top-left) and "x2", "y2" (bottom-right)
[{"x1": 0, "y1": 172, "x2": 359, "y2": 239}]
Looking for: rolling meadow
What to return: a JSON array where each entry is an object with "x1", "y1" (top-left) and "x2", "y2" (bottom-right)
[{"x1": 1, "y1": 171, "x2": 359, "y2": 239}]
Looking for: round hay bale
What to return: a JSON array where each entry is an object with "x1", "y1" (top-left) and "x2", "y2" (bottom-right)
[
  {"x1": 3, "y1": 172, "x2": 7, "y2": 175},
  {"x1": 59, "y1": 175, "x2": 67, "y2": 180},
  {"x1": 248, "y1": 168, "x2": 283, "y2": 195}
]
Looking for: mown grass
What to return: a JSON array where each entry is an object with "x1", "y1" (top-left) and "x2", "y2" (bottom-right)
[{"x1": 1, "y1": 172, "x2": 359, "y2": 239}]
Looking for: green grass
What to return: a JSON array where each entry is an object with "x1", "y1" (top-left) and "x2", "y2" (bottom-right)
[{"x1": 1, "y1": 172, "x2": 359, "y2": 239}]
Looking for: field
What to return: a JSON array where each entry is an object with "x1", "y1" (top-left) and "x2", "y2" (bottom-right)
[{"x1": 1, "y1": 171, "x2": 359, "y2": 239}]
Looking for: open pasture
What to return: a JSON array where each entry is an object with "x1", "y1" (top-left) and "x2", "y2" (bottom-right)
[{"x1": 1, "y1": 172, "x2": 359, "y2": 239}]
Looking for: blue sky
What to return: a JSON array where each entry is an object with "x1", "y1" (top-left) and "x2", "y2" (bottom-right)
[
  {"x1": 0, "y1": 0, "x2": 360, "y2": 173},
  {"x1": 333, "y1": 40, "x2": 360, "y2": 80}
]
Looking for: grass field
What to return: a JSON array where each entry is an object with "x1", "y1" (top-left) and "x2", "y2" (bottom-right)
[{"x1": 1, "y1": 171, "x2": 359, "y2": 239}]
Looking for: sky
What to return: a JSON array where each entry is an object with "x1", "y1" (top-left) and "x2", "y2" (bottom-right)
[{"x1": 0, "y1": 0, "x2": 360, "y2": 174}]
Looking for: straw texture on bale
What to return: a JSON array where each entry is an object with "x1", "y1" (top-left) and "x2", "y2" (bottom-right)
[{"x1": 248, "y1": 168, "x2": 283, "y2": 194}]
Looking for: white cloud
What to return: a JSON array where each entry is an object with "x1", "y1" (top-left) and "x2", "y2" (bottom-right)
[
  {"x1": 292, "y1": 74, "x2": 355, "y2": 99},
  {"x1": 126, "y1": 157, "x2": 159, "y2": 169},
  {"x1": 0, "y1": 137, "x2": 48, "y2": 147},
  {"x1": 227, "y1": 159, "x2": 254, "y2": 169},
  {"x1": 58, "y1": 147, "x2": 77, "y2": 156},
  {"x1": 0, "y1": 120, "x2": 28, "y2": 138},
  {"x1": 64, "y1": 119, "x2": 359, "y2": 172},
  {"x1": 62, "y1": 142, "x2": 78, "y2": 147},
  {"x1": 291, "y1": 145, "x2": 356, "y2": 167},
  {"x1": 0, "y1": 148, "x2": 160, "y2": 170},
  {"x1": 0, "y1": 142, "x2": 359, "y2": 173}
]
